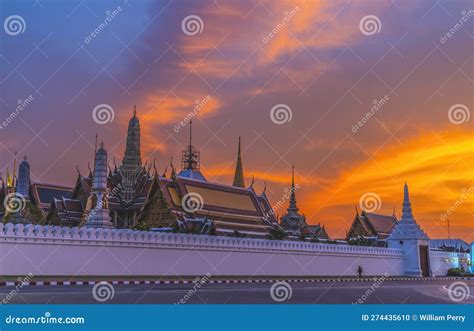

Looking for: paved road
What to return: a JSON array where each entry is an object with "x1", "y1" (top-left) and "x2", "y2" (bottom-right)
[{"x1": 1, "y1": 280, "x2": 473, "y2": 304}]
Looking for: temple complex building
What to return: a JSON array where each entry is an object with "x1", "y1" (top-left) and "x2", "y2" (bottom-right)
[
  {"x1": 45, "y1": 109, "x2": 278, "y2": 238},
  {"x1": 1, "y1": 155, "x2": 72, "y2": 223},
  {"x1": 346, "y1": 209, "x2": 399, "y2": 246},
  {"x1": 150, "y1": 122, "x2": 278, "y2": 238},
  {"x1": 47, "y1": 107, "x2": 157, "y2": 228},
  {"x1": 280, "y1": 166, "x2": 328, "y2": 240}
]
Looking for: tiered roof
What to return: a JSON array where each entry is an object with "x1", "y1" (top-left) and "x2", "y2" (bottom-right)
[
  {"x1": 347, "y1": 210, "x2": 398, "y2": 240},
  {"x1": 158, "y1": 175, "x2": 275, "y2": 238}
]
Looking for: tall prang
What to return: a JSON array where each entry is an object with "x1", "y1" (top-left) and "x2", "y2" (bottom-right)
[
  {"x1": 387, "y1": 183, "x2": 431, "y2": 277},
  {"x1": 85, "y1": 142, "x2": 113, "y2": 228},
  {"x1": 232, "y1": 137, "x2": 245, "y2": 188},
  {"x1": 120, "y1": 106, "x2": 142, "y2": 201}
]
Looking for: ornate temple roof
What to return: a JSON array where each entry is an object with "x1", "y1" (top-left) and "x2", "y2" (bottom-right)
[
  {"x1": 158, "y1": 175, "x2": 274, "y2": 238},
  {"x1": 31, "y1": 183, "x2": 73, "y2": 213}
]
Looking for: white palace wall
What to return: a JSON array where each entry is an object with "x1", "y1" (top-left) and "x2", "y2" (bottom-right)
[
  {"x1": 0, "y1": 223, "x2": 467, "y2": 277},
  {"x1": 430, "y1": 250, "x2": 470, "y2": 276}
]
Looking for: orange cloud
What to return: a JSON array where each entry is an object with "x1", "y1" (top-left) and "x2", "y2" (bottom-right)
[
  {"x1": 142, "y1": 92, "x2": 221, "y2": 125},
  {"x1": 305, "y1": 129, "x2": 473, "y2": 240}
]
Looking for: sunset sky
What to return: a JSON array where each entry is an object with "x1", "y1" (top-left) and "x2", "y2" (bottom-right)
[{"x1": 0, "y1": 0, "x2": 472, "y2": 241}]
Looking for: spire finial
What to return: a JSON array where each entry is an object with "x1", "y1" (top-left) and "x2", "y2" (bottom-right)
[
  {"x1": 133, "y1": 105, "x2": 137, "y2": 116},
  {"x1": 291, "y1": 164, "x2": 295, "y2": 188},
  {"x1": 232, "y1": 136, "x2": 245, "y2": 188},
  {"x1": 189, "y1": 120, "x2": 193, "y2": 148}
]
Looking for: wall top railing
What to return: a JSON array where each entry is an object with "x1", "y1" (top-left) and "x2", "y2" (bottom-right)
[
  {"x1": 0, "y1": 223, "x2": 405, "y2": 256},
  {"x1": 429, "y1": 250, "x2": 470, "y2": 259}
]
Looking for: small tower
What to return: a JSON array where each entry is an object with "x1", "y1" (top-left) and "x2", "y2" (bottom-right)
[
  {"x1": 16, "y1": 156, "x2": 30, "y2": 198},
  {"x1": 181, "y1": 120, "x2": 200, "y2": 171},
  {"x1": 178, "y1": 120, "x2": 206, "y2": 181},
  {"x1": 232, "y1": 137, "x2": 245, "y2": 188},
  {"x1": 85, "y1": 142, "x2": 113, "y2": 228},
  {"x1": 280, "y1": 165, "x2": 306, "y2": 234},
  {"x1": 387, "y1": 183, "x2": 431, "y2": 277},
  {"x1": 8, "y1": 156, "x2": 31, "y2": 224}
]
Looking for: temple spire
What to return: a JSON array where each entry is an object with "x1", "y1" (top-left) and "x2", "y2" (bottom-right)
[
  {"x1": 288, "y1": 164, "x2": 298, "y2": 213},
  {"x1": 187, "y1": 120, "x2": 193, "y2": 170},
  {"x1": 85, "y1": 142, "x2": 113, "y2": 229},
  {"x1": 16, "y1": 155, "x2": 30, "y2": 198},
  {"x1": 181, "y1": 120, "x2": 200, "y2": 172},
  {"x1": 120, "y1": 106, "x2": 142, "y2": 201},
  {"x1": 401, "y1": 181, "x2": 414, "y2": 223},
  {"x1": 232, "y1": 136, "x2": 245, "y2": 188},
  {"x1": 122, "y1": 106, "x2": 142, "y2": 169},
  {"x1": 388, "y1": 182, "x2": 428, "y2": 240}
]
